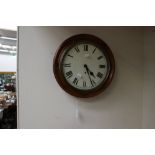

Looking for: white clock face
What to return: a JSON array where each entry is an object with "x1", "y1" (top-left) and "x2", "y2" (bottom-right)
[{"x1": 62, "y1": 43, "x2": 108, "y2": 90}]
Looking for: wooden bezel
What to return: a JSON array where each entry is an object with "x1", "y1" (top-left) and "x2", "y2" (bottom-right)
[{"x1": 53, "y1": 34, "x2": 115, "y2": 98}]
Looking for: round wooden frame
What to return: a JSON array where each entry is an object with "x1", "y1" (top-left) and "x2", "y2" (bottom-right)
[{"x1": 53, "y1": 34, "x2": 115, "y2": 98}]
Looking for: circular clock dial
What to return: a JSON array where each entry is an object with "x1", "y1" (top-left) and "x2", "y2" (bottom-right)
[{"x1": 62, "y1": 43, "x2": 108, "y2": 90}]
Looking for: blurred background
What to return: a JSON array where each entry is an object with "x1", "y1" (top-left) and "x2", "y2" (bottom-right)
[{"x1": 0, "y1": 27, "x2": 17, "y2": 129}]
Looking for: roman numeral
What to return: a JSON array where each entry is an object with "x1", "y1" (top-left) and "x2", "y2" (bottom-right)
[
  {"x1": 64, "y1": 63, "x2": 71, "y2": 67},
  {"x1": 83, "y1": 81, "x2": 86, "y2": 87},
  {"x1": 99, "y1": 65, "x2": 105, "y2": 68},
  {"x1": 97, "y1": 56, "x2": 103, "y2": 60},
  {"x1": 67, "y1": 54, "x2": 73, "y2": 58},
  {"x1": 74, "y1": 47, "x2": 80, "y2": 53},
  {"x1": 92, "y1": 48, "x2": 96, "y2": 54},
  {"x1": 66, "y1": 71, "x2": 73, "y2": 79},
  {"x1": 84, "y1": 45, "x2": 88, "y2": 51},
  {"x1": 73, "y1": 77, "x2": 78, "y2": 85},
  {"x1": 97, "y1": 72, "x2": 103, "y2": 79}
]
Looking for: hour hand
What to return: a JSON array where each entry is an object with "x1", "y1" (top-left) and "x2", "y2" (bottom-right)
[
  {"x1": 84, "y1": 64, "x2": 88, "y2": 71},
  {"x1": 84, "y1": 64, "x2": 95, "y2": 78},
  {"x1": 89, "y1": 71, "x2": 95, "y2": 78}
]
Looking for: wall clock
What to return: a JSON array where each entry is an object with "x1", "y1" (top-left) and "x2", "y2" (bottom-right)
[{"x1": 53, "y1": 34, "x2": 115, "y2": 98}]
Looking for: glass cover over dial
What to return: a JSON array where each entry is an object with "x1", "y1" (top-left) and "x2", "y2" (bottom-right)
[{"x1": 62, "y1": 43, "x2": 108, "y2": 90}]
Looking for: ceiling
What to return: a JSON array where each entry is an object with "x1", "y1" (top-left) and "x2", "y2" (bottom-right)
[{"x1": 0, "y1": 29, "x2": 17, "y2": 56}]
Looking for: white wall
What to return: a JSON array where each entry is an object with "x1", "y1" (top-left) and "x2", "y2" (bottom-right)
[
  {"x1": 0, "y1": 54, "x2": 16, "y2": 72},
  {"x1": 142, "y1": 28, "x2": 155, "y2": 128},
  {"x1": 18, "y1": 27, "x2": 144, "y2": 128}
]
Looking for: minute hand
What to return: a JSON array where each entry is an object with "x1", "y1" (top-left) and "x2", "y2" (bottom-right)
[{"x1": 84, "y1": 64, "x2": 94, "y2": 87}]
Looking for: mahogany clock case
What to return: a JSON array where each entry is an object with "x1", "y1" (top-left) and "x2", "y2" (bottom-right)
[{"x1": 53, "y1": 34, "x2": 115, "y2": 98}]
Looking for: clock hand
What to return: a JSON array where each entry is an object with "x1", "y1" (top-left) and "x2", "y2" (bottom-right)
[
  {"x1": 84, "y1": 64, "x2": 94, "y2": 87},
  {"x1": 84, "y1": 64, "x2": 96, "y2": 78},
  {"x1": 89, "y1": 70, "x2": 96, "y2": 78}
]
